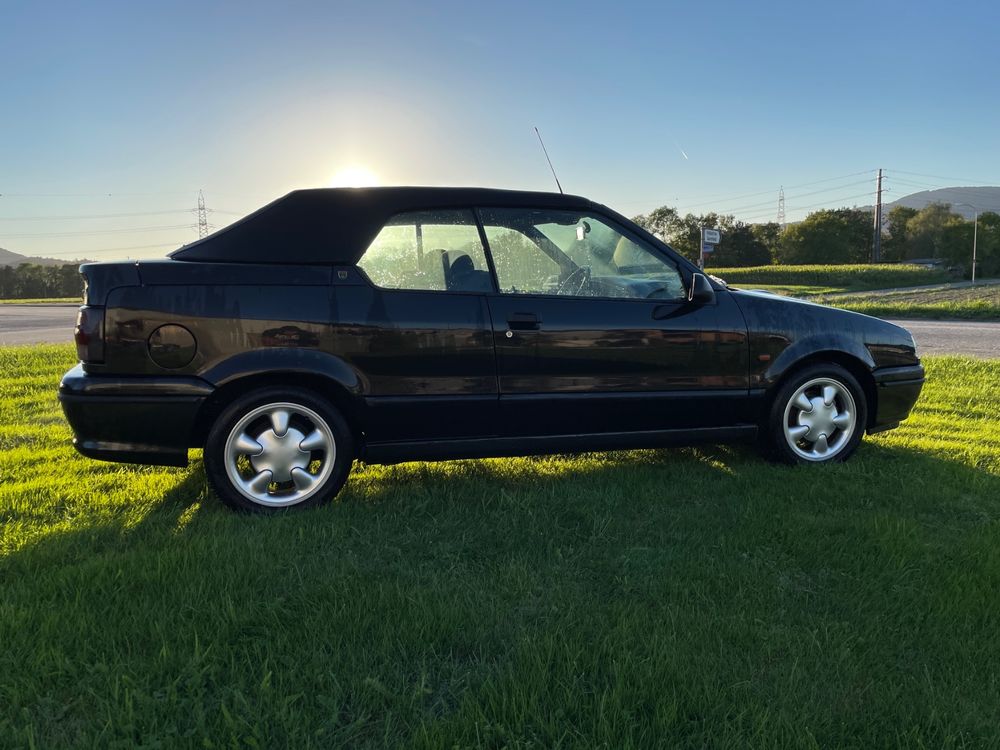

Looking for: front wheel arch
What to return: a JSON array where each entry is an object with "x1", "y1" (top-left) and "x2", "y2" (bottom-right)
[{"x1": 766, "y1": 351, "x2": 877, "y2": 430}]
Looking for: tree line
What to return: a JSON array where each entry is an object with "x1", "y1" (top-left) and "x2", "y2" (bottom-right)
[
  {"x1": 0, "y1": 263, "x2": 83, "y2": 299},
  {"x1": 1, "y1": 202, "x2": 997, "y2": 299},
  {"x1": 632, "y1": 203, "x2": 1000, "y2": 275}
]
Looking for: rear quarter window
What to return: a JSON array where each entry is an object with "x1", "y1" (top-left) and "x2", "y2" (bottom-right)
[{"x1": 358, "y1": 209, "x2": 492, "y2": 293}]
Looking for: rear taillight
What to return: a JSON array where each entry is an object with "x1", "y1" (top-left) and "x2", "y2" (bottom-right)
[{"x1": 74, "y1": 306, "x2": 105, "y2": 363}]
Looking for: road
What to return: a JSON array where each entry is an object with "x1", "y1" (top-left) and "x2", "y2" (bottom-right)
[
  {"x1": 1, "y1": 303, "x2": 999, "y2": 358},
  {"x1": 0, "y1": 303, "x2": 79, "y2": 346},
  {"x1": 884, "y1": 319, "x2": 1000, "y2": 359}
]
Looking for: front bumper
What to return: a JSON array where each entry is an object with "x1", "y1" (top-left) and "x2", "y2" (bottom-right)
[
  {"x1": 59, "y1": 364, "x2": 213, "y2": 467},
  {"x1": 869, "y1": 363, "x2": 925, "y2": 433}
]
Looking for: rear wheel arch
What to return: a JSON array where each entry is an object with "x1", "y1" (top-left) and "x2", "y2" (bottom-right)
[{"x1": 192, "y1": 371, "x2": 363, "y2": 448}]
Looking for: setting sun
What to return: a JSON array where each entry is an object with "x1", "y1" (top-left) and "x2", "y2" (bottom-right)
[{"x1": 328, "y1": 165, "x2": 380, "y2": 187}]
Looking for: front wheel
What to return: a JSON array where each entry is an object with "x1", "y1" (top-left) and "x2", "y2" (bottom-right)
[
  {"x1": 762, "y1": 364, "x2": 867, "y2": 465},
  {"x1": 204, "y1": 387, "x2": 354, "y2": 512}
]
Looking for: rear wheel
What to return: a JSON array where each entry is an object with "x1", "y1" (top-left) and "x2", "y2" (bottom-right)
[
  {"x1": 204, "y1": 387, "x2": 354, "y2": 511},
  {"x1": 762, "y1": 363, "x2": 867, "y2": 465}
]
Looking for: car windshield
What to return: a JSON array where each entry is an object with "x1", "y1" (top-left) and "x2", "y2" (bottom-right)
[{"x1": 536, "y1": 220, "x2": 665, "y2": 279}]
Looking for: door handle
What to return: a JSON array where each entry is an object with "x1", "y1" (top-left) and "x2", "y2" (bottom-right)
[{"x1": 507, "y1": 312, "x2": 541, "y2": 331}]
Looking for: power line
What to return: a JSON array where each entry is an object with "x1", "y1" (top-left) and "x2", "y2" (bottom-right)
[
  {"x1": 0, "y1": 224, "x2": 193, "y2": 239},
  {"x1": 736, "y1": 190, "x2": 877, "y2": 221},
  {"x1": 680, "y1": 171, "x2": 875, "y2": 210},
  {"x1": 0, "y1": 207, "x2": 244, "y2": 222},
  {"x1": 0, "y1": 209, "x2": 195, "y2": 222},
  {"x1": 713, "y1": 179, "x2": 874, "y2": 215},
  {"x1": 883, "y1": 177, "x2": 944, "y2": 191},
  {"x1": 888, "y1": 169, "x2": 998, "y2": 185},
  {"x1": 619, "y1": 169, "x2": 875, "y2": 210},
  {"x1": 0, "y1": 191, "x2": 201, "y2": 198}
]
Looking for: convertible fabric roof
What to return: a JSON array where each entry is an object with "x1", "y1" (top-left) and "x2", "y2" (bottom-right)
[{"x1": 170, "y1": 187, "x2": 598, "y2": 265}]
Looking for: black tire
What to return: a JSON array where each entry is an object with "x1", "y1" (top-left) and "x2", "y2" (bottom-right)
[
  {"x1": 204, "y1": 386, "x2": 354, "y2": 512},
  {"x1": 760, "y1": 363, "x2": 868, "y2": 465}
]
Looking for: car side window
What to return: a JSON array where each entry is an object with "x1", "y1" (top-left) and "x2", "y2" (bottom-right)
[
  {"x1": 480, "y1": 208, "x2": 685, "y2": 301},
  {"x1": 358, "y1": 209, "x2": 493, "y2": 293}
]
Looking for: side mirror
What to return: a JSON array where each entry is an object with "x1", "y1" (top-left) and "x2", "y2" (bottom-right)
[{"x1": 688, "y1": 273, "x2": 715, "y2": 305}]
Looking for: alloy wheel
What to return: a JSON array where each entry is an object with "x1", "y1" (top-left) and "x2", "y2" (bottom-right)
[
  {"x1": 223, "y1": 401, "x2": 336, "y2": 507},
  {"x1": 781, "y1": 377, "x2": 857, "y2": 461}
]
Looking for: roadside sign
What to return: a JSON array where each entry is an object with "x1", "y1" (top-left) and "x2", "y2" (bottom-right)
[
  {"x1": 702, "y1": 228, "x2": 721, "y2": 245},
  {"x1": 702, "y1": 244, "x2": 715, "y2": 253}
]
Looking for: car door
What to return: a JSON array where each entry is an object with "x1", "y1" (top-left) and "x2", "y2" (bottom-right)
[
  {"x1": 351, "y1": 208, "x2": 499, "y2": 443},
  {"x1": 478, "y1": 207, "x2": 749, "y2": 437}
]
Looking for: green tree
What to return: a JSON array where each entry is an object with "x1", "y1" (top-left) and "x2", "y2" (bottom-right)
[
  {"x1": 0, "y1": 262, "x2": 82, "y2": 300},
  {"x1": 58, "y1": 263, "x2": 83, "y2": 297},
  {"x1": 776, "y1": 208, "x2": 872, "y2": 264},
  {"x1": 880, "y1": 205, "x2": 918, "y2": 262},
  {"x1": 750, "y1": 222, "x2": 782, "y2": 263},
  {"x1": 974, "y1": 211, "x2": 1000, "y2": 277},
  {"x1": 632, "y1": 206, "x2": 681, "y2": 242},
  {"x1": 633, "y1": 207, "x2": 726, "y2": 264},
  {"x1": 0, "y1": 265, "x2": 15, "y2": 297},
  {"x1": 905, "y1": 203, "x2": 965, "y2": 262},
  {"x1": 15, "y1": 264, "x2": 48, "y2": 298},
  {"x1": 704, "y1": 221, "x2": 771, "y2": 267}
]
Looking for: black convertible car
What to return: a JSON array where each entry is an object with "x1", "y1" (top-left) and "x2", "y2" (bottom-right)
[{"x1": 60, "y1": 187, "x2": 924, "y2": 511}]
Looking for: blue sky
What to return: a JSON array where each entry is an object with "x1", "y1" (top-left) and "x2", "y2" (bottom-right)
[{"x1": 2, "y1": 0, "x2": 998, "y2": 260}]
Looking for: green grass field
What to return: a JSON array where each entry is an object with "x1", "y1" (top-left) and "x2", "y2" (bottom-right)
[
  {"x1": 0, "y1": 297, "x2": 81, "y2": 305},
  {"x1": 708, "y1": 264, "x2": 952, "y2": 293},
  {"x1": 2, "y1": 346, "x2": 999, "y2": 747},
  {"x1": 704, "y1": 265, "x2": 1000, "y2": 319},
  {"x1": 817, "y1": 284, "x2": 1000, "y2": 321}
]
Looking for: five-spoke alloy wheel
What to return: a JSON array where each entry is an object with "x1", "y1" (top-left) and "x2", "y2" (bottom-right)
[
  {"x1": 764, "y1": 363, "x2": 867, "y2": 465},
  {"x1": 205, "y1": 387, "x2": 353, "y2": 512}
]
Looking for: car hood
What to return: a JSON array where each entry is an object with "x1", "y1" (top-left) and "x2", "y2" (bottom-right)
[{"x1": 731, "y1": 286, "x2": 900, "y2": 327}]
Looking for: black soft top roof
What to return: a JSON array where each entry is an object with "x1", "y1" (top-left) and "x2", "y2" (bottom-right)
[{"x1": 170, "y1": 186, "x2": 599, "y2": 265}]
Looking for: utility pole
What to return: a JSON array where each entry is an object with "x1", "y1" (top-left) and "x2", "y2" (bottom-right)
[
  {"x1": 955, "y1": 202, "x2": 979, "y2": 284},
  {"x1": 197, "y1": 190, "x2": 209, "y2": 239},
  {"x1": 872, "y1": 168, "x2": 883, "y2": 263},
  {"x1": 777, "y1": 186, "x2": 785, "y2": 229}
]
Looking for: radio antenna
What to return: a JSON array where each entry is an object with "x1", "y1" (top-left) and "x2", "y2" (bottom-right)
[{"x1": 533, "y1": 126, "x2": 563, "y2": 194}]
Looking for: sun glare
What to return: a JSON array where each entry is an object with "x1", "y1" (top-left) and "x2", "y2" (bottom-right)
[{"x1": 328, "y1": 166, "x2": 381, "y2": 187}]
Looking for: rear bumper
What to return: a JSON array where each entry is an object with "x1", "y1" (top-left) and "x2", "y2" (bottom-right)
[
  {"x1": 869, "y1": 363, "x2": 925, "y2": 433},
  {"x1": 58, "y1": 365, "x2": 213, "y2": 467}
]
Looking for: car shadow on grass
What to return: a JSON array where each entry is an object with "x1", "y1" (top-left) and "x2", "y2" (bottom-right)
[{"x1": 16, "y1": 438, "x2": 1000, "y2": 553}]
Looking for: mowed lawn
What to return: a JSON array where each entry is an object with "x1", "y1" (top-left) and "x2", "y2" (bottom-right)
[
  {"x1": 818, "y1": 284, "x2": 1000, "y2": 321},
  {"x1": 1, "y1": 346, "x2": 999, "y2": 748}
]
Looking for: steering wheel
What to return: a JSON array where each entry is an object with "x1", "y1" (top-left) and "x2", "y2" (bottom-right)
[{"x1": 555, "y1": 266, "x2": 590, "y2": 296}]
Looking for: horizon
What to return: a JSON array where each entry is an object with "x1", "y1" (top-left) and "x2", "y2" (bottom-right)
[{"x1": 3, "y1": 0, "x2": 998, "y2": 262}]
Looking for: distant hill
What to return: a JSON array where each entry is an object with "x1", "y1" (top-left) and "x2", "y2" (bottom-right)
[
  {"x1": 0, "y1": 247, "x2": 83, "y2": 266},
  {"x1": 886, "y1": 186, "x2": 1000, "y2": 219}
]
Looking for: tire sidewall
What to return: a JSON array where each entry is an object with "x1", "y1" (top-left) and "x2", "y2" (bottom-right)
[
  {"x1": 204, "y1": 387, "x2": 354, "y2": 512},
  {"x1": 766, "y1": 363, "x2": 867, "y2": 465}
]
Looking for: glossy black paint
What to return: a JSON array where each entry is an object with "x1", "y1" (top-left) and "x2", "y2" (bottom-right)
[
  {"x1": 60, "y1": 187, "x2": 925, "y2": 468},
  {"x1": 486, "y1": 291, "x2": 750, "y2": 435},
  {"x1": 59, "y1": 364, "x2": 209, "y2": 466}
]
